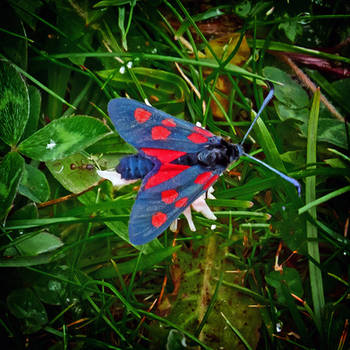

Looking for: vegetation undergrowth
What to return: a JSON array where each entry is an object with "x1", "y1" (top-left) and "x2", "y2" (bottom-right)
[{"x1": 0, "y1": 1, "x2": 349, "y2": 349}]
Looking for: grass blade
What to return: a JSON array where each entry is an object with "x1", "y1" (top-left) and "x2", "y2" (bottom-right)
[
  {"x1": 298, "y1": 185, "x2": 350, "y2": 214},
  {"x1": 220, "y1": 312, "x2": 253, "y2": 350},
  {"x1": 306, "y1": 88, "x2": 325, "y2": 330}
]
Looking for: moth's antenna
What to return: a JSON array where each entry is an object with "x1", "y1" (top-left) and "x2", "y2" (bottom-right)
[
  {"x1": 240, "y1": 87, "x2": 275, "y2": 146},
  {"x1": 238, "y1": 85, "x2": 301, "y2": 196},
  {"x1": 242, "y1": 151, "x2": 301, "y2": 196}
]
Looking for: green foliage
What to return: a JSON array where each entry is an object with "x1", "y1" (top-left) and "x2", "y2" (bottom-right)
[
  {"x1": 7, "y1": 288, "x2": 48, "y2": 333},
  {"x1": 97, "y1": 67, "x2": 190, "y2": 113},
  {"x1": 18, "y1": 116, "x2": 110, "y2": 161},
  {"x1": 46, "y1": 153, "x2": 102, "y2": 193},
  {"x1": 0, "y1": 152, "x2": 25, "y2": 220},
  {"x1": 149, "y1": 236, "x2": 262, "y2": 349},
  {"x1": 0, "y1": 0, "x2": 349, "y2": 349},
  {"x1": 5, "y1": 232, "x2": 63, "y2": 256},
  {"x1": 264, "y1": 66, "x2": 309, "y2": 111},
  {"x1": 0, "y1": 61, "x2": 29, "y2": 146},
  {"x1": 19, "y1": 164, "x2": 50, "y2": 203},
  {"x1": 266, "y1": 268, "x2": 304, "y2": 304}
]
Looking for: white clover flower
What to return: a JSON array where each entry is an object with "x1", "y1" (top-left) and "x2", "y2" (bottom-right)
[
  {"x1": 97, "y1": 169, "x2": 137, "y2": 188},
  {"x1": 176, "y1": 187, "x2": 217, "y2": 232}
]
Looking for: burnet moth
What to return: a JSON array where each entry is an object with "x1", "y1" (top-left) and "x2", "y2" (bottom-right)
[{"x1": 102, "y1": 88, "x2": 300, "y2": 245}]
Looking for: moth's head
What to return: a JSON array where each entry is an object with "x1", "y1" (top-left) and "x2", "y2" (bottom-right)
[
  {"x1": 221, "y1": 139, "x2": 242, "y2": 165},
  {"x1": 199, "y1": 138, "x2": 242, "y2": 168}
]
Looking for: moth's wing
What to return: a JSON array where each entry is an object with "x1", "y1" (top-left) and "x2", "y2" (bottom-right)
[
  {"x1": 108, "y1": 98, "x2": 223, "y2": 245},
  {"x1": 108, "y1": 98, "x2": 215, "y2": 153},
  {"x1": 128, "y1": 164, "x2": 221, "y2": 245}
]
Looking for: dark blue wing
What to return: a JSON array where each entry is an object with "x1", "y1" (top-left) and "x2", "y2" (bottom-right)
[
  {"x1": 129, "y1": 164, "x2": 221, "y2": 245},
  {"x1": 108, "y1": 98, "x2": 224, "y2": 245},
  {"x1": 108, "y1": 98, "x2": 215, "y2": 153}
]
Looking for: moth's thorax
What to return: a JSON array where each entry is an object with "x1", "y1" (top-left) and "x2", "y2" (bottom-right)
[{"x1": 197, "y1": 138, "x2": 242, "y2": 169}]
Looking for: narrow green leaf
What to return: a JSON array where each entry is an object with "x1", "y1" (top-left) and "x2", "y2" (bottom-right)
[
  {"x1": 49, "y1": 52, "x2": 270, "y2": 82},
  {"x1": 251, "y1": 39, "x2": 350, "y2": 65},
  {"x1": 46, "y1": 65, "x2": 72, "y2": 119},
  {"x1": 214, "y1": 210, "x2": 270, "y2": 220},
  {"x1": 207, "y1": 199, "x2": 253, "y2": 208},
  {"x1": 253, "y1": 115, "x2": 287, "y2": 172},
  {"x1": 221, "y1": 312, "x2": 253, "y2": 350},
  {"x1": 0, "y1": 152, "x2": 25, "y2": 220},
  {"x1": 6, "y1": 215, "x2": 128, "y2": 229},
  {"x1": 84, "y1": 280, "x2": 140, "y2": 318},
  {"x1": 86, "y1": 295, "x2": 126, "y2": 341},
  {"x1": 18, "y1": 116, "x2": 110, "y2": 161},
  {"x1": 298, "y1": 185, "x2": 350, "y2": 215},
  {"x1": 175, "y1": 6, "x2": 227, "y2": 38},
  {"x1": 0, "y1": 251, "x2": 57, "y2": 267},
  {"x1": 98, "y1": 67, "x2": 190, "y2": 109},
  {"x1": 91, "y1": 246, "x2": 180, "y2": 279},
  {"x1": 94, "y1": 0, "x2": 135, "y2": 7},
  {"x1": 0, "y1": 60, "x2": 29, "y2": 146},
  {"x1": 118, "y1": 6, "x2": 127, "y2": 50},
  {"x1": 250, "y1": 98, "x2": 298, "y2": 198},
  {"x1": 306, "y1": 88, "x2": 325, "y2": 330},
  {"x1": 139, "y1": 310, "x2": 213, "y2": 350},
  {"x1": 327, "y1": 148, "x2": 350, "y2": 163},
  {"x1": 8, "y1": 60, "x2": 76, "y2": 112},
  {"x1": 216, "y1": 177, "x2": 276, "y2": 198},
  {"x1": 279, "y1": 282, "x2": 309, "y2": 342}
]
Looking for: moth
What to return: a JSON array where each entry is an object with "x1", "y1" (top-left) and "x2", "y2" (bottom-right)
[{"x1": 104, "y1": 89, "x2": 300, "y2": 245}]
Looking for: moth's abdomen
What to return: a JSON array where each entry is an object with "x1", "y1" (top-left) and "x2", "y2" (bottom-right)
[{"x1": 116, "y1": 154, "x2": 154, "y2": 180}]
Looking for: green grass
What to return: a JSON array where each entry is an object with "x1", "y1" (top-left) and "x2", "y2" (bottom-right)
[{"x1": 0, "y1": 1, "x2": 349, "y2": 349}]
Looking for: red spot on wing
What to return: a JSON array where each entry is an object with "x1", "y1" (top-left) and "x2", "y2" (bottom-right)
[
  {"x1": 152, "y1": 212, "x2": 167, "y2": 228},
  {"x1": 152, "y1": 126, "x2": 171, "y2": 140},
  {"x1": 145, "y1": 164, "x2": 190, "y2": 189},
  {"x1": 194, "y1": 172, "x2": 219, "y2": 190},
  {"x1": 142, "y1": 148, "x2": 186, "y2": 163},
  {"x1": 203, "y1": 174, "x2": 219, "y2": 190},
  {"x1": 134, "y1": 108, "x2": 151, "y2": 123},
  {"x1": 162, "y1": 118, "x2": 176, "y2": 127},
  {"x1": 175, "y1": 197, "x2": 188, "y2": 208},
  {"x1": 194, "y1": 126, "x2": 213, "y2": 137},
  {"x1": 195, "y1": 172, "x2": 213, "y2": 185},
  {"x1": 187, "y1": 132, "x2": 208, "y2": 144},
  {"x1": 161, "y1": 189, "x2": 179, "y2": 204}
]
